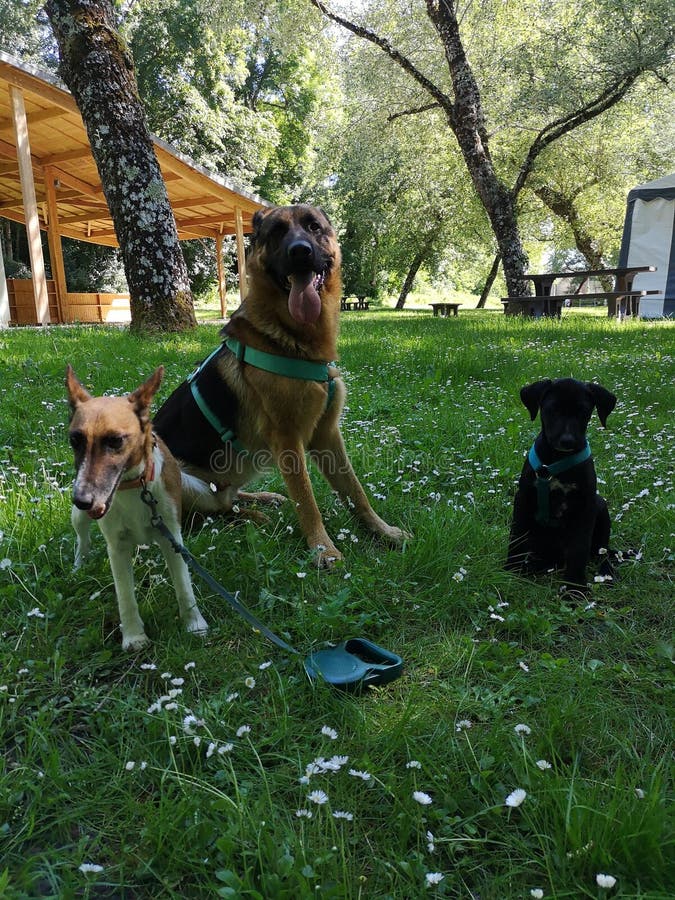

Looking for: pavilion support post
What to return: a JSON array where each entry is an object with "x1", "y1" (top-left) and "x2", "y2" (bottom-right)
[
  {"x1": 9, "y1": 85, "x2": 50, "y2": 324},
  {"x1": 44, "y1": 166, "x2": 68, "y2": 322},
  {"x1": 0, "y1": 227, "x2": 9, "y2": 327},
  {"x1": 234, "y1": 207, "x2": 246, "y2": 305},
  {"x1": 215, "y1": 232, "x2": 226, "y2": 318}
]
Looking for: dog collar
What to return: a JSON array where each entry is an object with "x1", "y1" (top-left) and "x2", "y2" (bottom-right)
[
  {"x1": 117, "y1": 457, "x2": 155, "y2": 492},
  {"x1": 528, "y1": 440, "x2": 591, "y2": 525}
]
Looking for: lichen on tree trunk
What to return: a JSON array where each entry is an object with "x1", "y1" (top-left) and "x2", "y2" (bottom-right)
[{"x1": 45, "y1": 0, "x2": 196, "y2": 332}]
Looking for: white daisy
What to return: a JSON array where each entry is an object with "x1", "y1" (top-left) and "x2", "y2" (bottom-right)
[
  {"x1": 308, "y1": 790, "x2": 328, "y2": 805},
  {"x1": 78, "y1": 863, "x2": 104, "y2": 874},
  {"x1": 514, "y1": 723, "x2": 531, "y2": 735},
  {"x1": 425, "y1": 872, "x2": 444, "y2": 886},
  {"x1": 321, "y1": 726, "x2": 338, "y2": 739},
  {"x1": 413, "y1": 790, "x2": 433, "y2": 805},
  {"x1": 505, "y1": 788, "x2": 527, "y2": 807},
  {"x1": 596, "y1": 874, "x2": 617, "y2": 889}
]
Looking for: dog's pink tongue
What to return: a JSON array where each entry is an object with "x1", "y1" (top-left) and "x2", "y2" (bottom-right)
[{"x1": 288, "y1": 272, "x2": 321, "y2": 324}]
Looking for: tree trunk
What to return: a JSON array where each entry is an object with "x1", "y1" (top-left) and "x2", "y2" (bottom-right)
[
  {"x1": 476, "y1": 253, "x2": 502, "y2": 308},
  {"x1": 395, "y1": 248, "x2": 426, "y2": 309},
  {"x1": 45, "y1": 0, "x2": 196, "y2": 332},
  {"x1": 534, "y1": 185, "x2": 612, "y2": 290},
  {"x1": 425, "y1": 1, "x2": 529, "y2": 297}
]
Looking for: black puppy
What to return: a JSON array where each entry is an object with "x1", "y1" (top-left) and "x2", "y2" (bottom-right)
[{"x1": 505, "y1": 378, "x2": 617, "y2": 591}]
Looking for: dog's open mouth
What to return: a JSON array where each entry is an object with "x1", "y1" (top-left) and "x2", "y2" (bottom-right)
[{"x1": 288, "y1": 271, "x2": 325, "y2": 325}]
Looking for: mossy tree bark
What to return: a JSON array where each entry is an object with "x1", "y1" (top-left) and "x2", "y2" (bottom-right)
[{"x1": 45, "y1": 0, "x2": 196, "y2": 332}]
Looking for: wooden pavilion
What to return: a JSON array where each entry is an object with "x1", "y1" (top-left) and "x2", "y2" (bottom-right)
[{"x1": 0, "y1": 51, "x2": 269, "y2": 326}]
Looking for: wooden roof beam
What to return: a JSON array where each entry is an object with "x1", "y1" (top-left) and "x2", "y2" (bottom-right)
[
  {"x1": 50, "y1": 167, "x2": 105, "y2": 198},
  {"x1": 175, "y1": 212, "x2": 237, "y2": 228},
  {"x1": 0, "y1": 61, "x2": 80, "y2": 115},
  {"x1": 41, "y1": 146, "x2": 92, "y2": 165},
  {"x1": 0, "y1": 106, "x2": 66, "y2": 132}
]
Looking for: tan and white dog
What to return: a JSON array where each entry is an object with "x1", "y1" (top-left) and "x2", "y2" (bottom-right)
[{"x1": 66, "y1": 365, "x2": 208, "y2": 651}]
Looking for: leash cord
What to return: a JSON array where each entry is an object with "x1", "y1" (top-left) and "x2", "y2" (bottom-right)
[{"x1": 139, "y1": 481, "x2": 299, "y2": 656}]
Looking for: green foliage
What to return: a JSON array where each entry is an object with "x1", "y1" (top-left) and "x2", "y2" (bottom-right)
[{"x1": 0, "y1": 312, "x2": 673, "y2": 897}]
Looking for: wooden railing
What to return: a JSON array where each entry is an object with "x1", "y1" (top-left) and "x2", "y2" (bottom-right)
[{"x1": 6, "y1": 279, "x2": 131, "y2": 324}]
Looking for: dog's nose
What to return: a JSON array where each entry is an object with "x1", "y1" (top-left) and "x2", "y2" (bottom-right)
[
  {"x1": 287, "y1": 239, "x2": 313, "y2": 261},
  {"x1": 558, "y1": 433, "x2": 578, "y2": 451},
  {"x1": 73, "y1": 494, "x2": 94, "y2": 511}
]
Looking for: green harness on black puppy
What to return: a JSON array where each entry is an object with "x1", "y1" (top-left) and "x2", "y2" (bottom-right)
[{"x1": 527, "y1": 440, "x2": 592, "y2": 526}]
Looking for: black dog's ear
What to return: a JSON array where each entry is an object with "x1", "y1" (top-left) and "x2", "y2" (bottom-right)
[
  {"x1": 318, "y1": 206, "x2": 333, "y2": 227},
  {"x1": 587, "y1": 383, "x2": 617, "y2": 427},
  {"x1": 520, "y1": 380, "x2": 552, "y2": 420}
]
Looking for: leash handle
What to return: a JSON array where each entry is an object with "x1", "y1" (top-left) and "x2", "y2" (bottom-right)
[{"x1": 140, "y1": 482, "x2": 299, "y2": 656}]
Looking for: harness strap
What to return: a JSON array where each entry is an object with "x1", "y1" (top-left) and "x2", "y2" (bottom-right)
[
  {"x1": 528, "y1": 441, "x2": 591, "y2": 525},
  {"x1": 187, "y1": 339, "x2": 336, "y2": 453},
  {"x1": 187, "y1": 345, "x2": 246, "y2": 453},
  {"x1": 224, "y1": 337, "x2": 333, "y2": 383}
]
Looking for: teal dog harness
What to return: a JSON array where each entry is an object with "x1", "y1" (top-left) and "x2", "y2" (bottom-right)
[
  {"x1": 187, "y1": 339, "x2": 336, "y2": 453},
  {"x1": 527, "y1": 440, "x2": 591, "y2": 526}
]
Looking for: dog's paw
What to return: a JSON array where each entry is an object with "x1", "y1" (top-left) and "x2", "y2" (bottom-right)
[
  {"x1": 239, "y1": 490, "x2": 287, "y2": 506},
  {"x1": 313, "y1": 543, "x2": 343, "y2": 569},
  {"x1": 380, "y1": 525, "x2": 411, "y2": 546},
  {"x1": 185, "y1": 612, "x2": 209, "y2": 636},
  {"x1": 122, "y1": 632, "x2": 151, "y2": 652}
]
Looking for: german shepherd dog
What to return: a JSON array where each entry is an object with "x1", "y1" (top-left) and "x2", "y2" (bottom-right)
[{"x1": 153, "y1": 204, "x2": 408, "y2": 566}]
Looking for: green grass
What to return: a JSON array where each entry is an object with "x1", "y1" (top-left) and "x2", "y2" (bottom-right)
[{"x1": 0, "y1": 310, "x2": 673, "y2": 899}]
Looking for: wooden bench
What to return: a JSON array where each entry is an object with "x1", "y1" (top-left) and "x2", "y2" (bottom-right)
[
  {"x1": 341, "y1": 296, "x2": 370, "y2": 311},
  {"x1": 505, "y1": 266, "x2": 660, "y2": 319},
  {"x1": 502, "y1": 290, "x2": 661, "y2": 319},
  {"x1": 430, "y1": 302, "x2": 460, "y2": 317}
]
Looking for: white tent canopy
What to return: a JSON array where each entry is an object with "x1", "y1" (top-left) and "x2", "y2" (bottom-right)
[{"x1": 619, "y1": 173, "x2": 675, "y2": 318}]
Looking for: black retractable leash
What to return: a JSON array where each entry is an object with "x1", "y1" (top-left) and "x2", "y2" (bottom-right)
[
  {"x1": 139, "y1": 479, "x2": 403, "y2": 691},
  {"x1": 140, "y1": 479, "x2": 298, "y2": 655}
]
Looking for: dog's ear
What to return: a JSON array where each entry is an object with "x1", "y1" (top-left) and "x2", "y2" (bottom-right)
[
  {"x1": 587, "y1": 383, "x2": 617, "y2": 427},
  {"x1": 252, "y1": 208, "x2": 271, "y2": 236},
  {"x1": 128, "y1": 366, "x2": 164, "y2": 420},
  {"x1": 317, "y1": 206, "x2": 333, "y2": 227},
  {"x1": 520, "y1": 380, "x2": 552, "y2": 420},
  {"x1": 65, "y1": 364, "x2": 92, "y2": 410}
]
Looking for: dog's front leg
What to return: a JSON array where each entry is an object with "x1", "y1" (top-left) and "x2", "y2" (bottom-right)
[
  {"x1": 562, "y1": 530, "x2": 593, "y2": 593},
  {"x1": 71, "y1": 506, "x2": 92, "y2": 569},
  {"x1": 275, "y1": 442, "x2": 342, "y2": 567},
  {"x1": 505, "y1": 493, "x2": 532, "y2": 572},
  {"x1": 309, "y1": 427, "x2": 409, "y2": 545},
  {"x1": 105, "y1": 539, "x2": 150, "y2": 651},
  {"x1": 156, "y1": 533, "x2": 208, "y2": 636}
]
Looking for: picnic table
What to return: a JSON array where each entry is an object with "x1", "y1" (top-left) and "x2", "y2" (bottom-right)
[
  {"x1": 502, "y1": 266, "x2": 660, "y2": 319},
  {"x1": 430, "y1": 302, "x2": 460, "y2": 317},
  {"x1": 340, "y1": 296, "x2": 370, "y2": 311}
]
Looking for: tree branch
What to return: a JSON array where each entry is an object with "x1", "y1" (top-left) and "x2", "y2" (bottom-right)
[
  {"x1": 309, "y1": 1, "x2": 453, "y2": 115},
  {"x1": 387, "y1": 101, "x2": 441, "y2": 123},
  {"x1": 513, "y1": 72, "x2": 640, "y2": 196}
]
